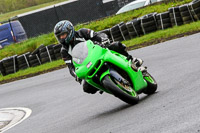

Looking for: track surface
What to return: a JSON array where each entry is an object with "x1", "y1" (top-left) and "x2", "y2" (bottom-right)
[{"x1": 0, "y1": 33, "x2": 200, "y2": 133}]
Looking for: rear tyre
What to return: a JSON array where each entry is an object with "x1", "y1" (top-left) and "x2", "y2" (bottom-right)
[
  {"x1": 102, "y1": 75, "x2": 139, "y2": 105},
  {"x1": 143, "y1": 72, "x2": 157, "y2": 95}
]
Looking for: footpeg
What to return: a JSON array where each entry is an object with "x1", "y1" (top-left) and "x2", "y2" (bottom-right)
[
  {"x1": 138, "y1": 66, "x2": 147, "y2": 72},
  {"x1": 133, "y1": 58, "x2": 143, "y2": 67}
]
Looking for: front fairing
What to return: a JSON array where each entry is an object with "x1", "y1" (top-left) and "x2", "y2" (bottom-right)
[{"x1": 72, "y1": 40, "x2": 106, "y2": 79}]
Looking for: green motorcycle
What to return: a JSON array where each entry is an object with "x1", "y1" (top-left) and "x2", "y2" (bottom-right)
[{"x1": 72, "y1": 40, "x2": 157, "y2": 105}]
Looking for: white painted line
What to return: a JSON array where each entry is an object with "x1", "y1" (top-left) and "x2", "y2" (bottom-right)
[{"x1": 0, "y1": 107, "x2": 32, "y2": 133}]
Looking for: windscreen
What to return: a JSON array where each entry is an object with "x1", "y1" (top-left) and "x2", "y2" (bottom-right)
[{"x1": 71, "y1": 41, "x2": 88, "y2": 64}]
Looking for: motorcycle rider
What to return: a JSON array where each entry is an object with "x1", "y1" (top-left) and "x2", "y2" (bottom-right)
[{"x1": 54, "y1": 20, "x2": 143, "y2": 94}]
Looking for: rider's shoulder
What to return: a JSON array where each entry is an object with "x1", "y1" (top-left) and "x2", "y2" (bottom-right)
[{"x1": 78, "y1": 28, "x2": 93, "y2": 34}]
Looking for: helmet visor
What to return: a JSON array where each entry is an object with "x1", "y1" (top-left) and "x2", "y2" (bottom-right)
[
  {"x1": 57, "y1": 32, "x2": 68, "y2": 40},
  {"x1": 56, "y1": 32, "x2": 68, "y2": 43}
]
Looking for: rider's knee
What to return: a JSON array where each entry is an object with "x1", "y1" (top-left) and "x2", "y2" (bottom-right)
[{"x1": 83, "y1": 81, "x2": 98, "y2": 94}]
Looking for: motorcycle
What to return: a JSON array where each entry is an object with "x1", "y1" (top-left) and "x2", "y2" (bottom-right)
[{"x1": 72, "y1": 40, "x2": 157, "y2": 104}]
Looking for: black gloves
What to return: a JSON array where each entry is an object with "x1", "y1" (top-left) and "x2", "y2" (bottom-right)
[
  {"x1": 92, "y1": 32, "x2": 110, "y2": 48},
  {"x1": 101, "y1": 37, "x2": 110, "y2": 47}
]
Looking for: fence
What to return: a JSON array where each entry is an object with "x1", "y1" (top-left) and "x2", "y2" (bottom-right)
[{"x1": 11, "y1": 0, "x2": 134, "y2": 38}]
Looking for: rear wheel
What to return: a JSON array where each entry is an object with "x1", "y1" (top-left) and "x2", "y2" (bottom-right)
[
  {"x1": 102, "y1": 75, "x2": 139, "y2": 105},
  {"x1": 143, "y1": 72, "x2": 157, "y2": 95}
]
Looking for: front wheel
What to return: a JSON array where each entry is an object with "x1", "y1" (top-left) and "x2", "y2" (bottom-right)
[
  {"x1": 143, "y1": 72, "x2": 157, "y2": 95},
  {"x1": 102, "y1": 75, "x2": 139, "y2": 105}
]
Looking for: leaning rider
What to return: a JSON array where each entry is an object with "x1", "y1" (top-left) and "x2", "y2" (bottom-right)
[{"x1": 54, "y1": 20, "x2": 143, "y2": 94}]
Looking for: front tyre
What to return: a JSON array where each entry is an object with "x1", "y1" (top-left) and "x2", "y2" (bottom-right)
[
  {"x1": 143, "y1": 72, "x2": 157, "y2": 95},
  {"x1": 102, "y1": 75, "x2": 139, "y2": 105}
]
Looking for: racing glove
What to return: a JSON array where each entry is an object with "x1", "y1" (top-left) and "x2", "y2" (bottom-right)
[{"x1": 101, "y1": 37, "x2": 110, "y2": 47}]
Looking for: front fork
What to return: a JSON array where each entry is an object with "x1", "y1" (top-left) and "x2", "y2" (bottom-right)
[{"x1": 100, "y1": 62, "x2": 148, "y2": 93}]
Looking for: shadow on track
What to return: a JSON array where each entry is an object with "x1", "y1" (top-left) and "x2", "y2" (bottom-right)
[
  {"x1": 94, "y1": 104, "x2": 132, "y2": 118},
  {"x1": 94, "y1": 91, "x2": 159, "y2": 118},
  {"x1": 69, "y1": 92, "x2": 159, "y2": 131}
]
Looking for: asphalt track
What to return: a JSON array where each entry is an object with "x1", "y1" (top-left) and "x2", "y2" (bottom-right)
[{"x1": 0, "y1": 33, "x2": 200, "y2": 133}]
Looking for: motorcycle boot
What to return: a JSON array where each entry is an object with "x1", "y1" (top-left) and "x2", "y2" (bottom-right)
[
  {"x1": 126, "y1": 55, "x2": 143, "y2": 68},
  {"x1": 132, "y1": 57, "x2": 143, "y2": 67},
  {"x1": 83, "y1": 81, "x2": 98, "y2": 94}
]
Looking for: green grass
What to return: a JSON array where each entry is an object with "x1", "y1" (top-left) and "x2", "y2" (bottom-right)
[
  {"x1": 0, "y1": 33, "x2": 57, "y2": 60},
  {"x1": 0, "y1": 0, "x2": 67, "y2": 22},
  {"x1": 75, "y1": 0, "x2": 192, "y2": 31},
  {"x1": 0, "y1": 60, "x2": 64, "y2": 82},
  {"x1": 123, "y1": 21, "x2": 200, "y2": 47}
]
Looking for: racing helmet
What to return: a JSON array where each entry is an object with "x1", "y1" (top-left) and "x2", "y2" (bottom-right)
[{"x1": 54, "y1": 20, "x2": 75, "y2": 45}]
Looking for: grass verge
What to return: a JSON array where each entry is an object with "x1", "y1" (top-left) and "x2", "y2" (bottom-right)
[
  {"x1": 0, "y1": 60, "x2": 65, "y2": 84},
  {"x1": 0, "y1": 0, "x2": 68, "y2": 22},
  {"x1": 75, "y1": 0, "x2": 192, "y2": 31},
  {"x1": 124, "y1": 21, "x2": 200, "y2": 49},
  {"x1": 0, "y1": 33, "x2": 57, "y2": 60}
]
